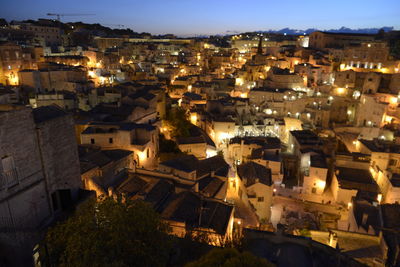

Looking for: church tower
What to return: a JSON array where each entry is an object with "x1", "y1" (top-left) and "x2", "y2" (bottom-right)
[{"x1": 257, "y1": 35, "x2": 263, "y2": 55}]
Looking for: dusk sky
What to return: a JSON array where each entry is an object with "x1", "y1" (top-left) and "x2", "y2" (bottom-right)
[{"x1": 1, "y1": 0, "x2": 399, "y2": 36}]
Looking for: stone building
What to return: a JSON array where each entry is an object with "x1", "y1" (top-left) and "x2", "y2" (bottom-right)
[
  {"x1": 358, "y1": 139, "x2": 400, "y2": 203},
  {"x1": 331, "y1": 167, "x2": 379, "y2": 205},
  {"x1": 18, "y1": 63, "x2": 88, "y2": 93},
  {"x1": 237, "y1": 161, "x2": 273, "y2": 221},
  {"x1": 309, "y1": 31, "x2": 375, "y2": 50},
  {"x1": 0, "y1": 104, "x2": 82, "y2": 265},
  {"x1": 342, "y1": 41, "x2": 390, "y2": 70},
  {"x1": 29, "y1": 90, "x2": 78, "y2": 110},
  {"x1": 108, "y1": 170, "x2": 234, "y2": 246},
  {"x1": 33, "y1": 105, "x2": 82, "y2": 204},
  {"x1": 0, "y1": 41, "x2": 35, "y2": 85},
  {"x1": 264, "y1": 67, "x2": 304, "y2": 89},
  {"x1": 17, "y1": 21, "x2": 62, "y2": 46},
  {"x1": 79, "y1": 145, "x2": 134, "y2": 197},
  {"x1": 80, "y1": 122, "x2": 158, "y2": 168}
]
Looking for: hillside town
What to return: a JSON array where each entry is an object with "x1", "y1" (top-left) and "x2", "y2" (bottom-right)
[{"x1": 1, "y1": 17, "x2": 400, "y2": 266}]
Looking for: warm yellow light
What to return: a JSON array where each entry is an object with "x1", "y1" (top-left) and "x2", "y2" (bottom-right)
[
  {"x1": 390, "y1": 97, "x2": 398, "y2": 104},
  {"x1": 369, "y1": 166, "x2": 375, "y2": 175},
  {"x1": 240, "y1": 93, "x2": 247, "y2": 98},
  {"x1": 340, "y1": 64, "x2": 346, "y2": 70},
  {"x1": 377, "y1": 194, "x2": 382, "y2": 203},
  {"x1": 381, "y1": 68, "x2": 389, "y2": 73},
  {"x1": 235, "y1": 78, "x2": 244, "y2": 86},
  {"x1": 138, "y1": 151, "x2": 147, "y2": 162},
  {"x1": 88, "y1": 70, "x2": 95, "y2": 78},
  {"x1": 347, "y1": 110, "x2": 352, "y2": 115},
  {"x1": 8, "y1": 74, "x2": 19, "y2": 85},
  {"x1": 190, "y1": 114, "x2": 197, "y2": 124},
  {"x1": 347, "y1": 202, "x2": 352, "y2": 209},
  {"x1": 317, "y1": 180, "x2": 326, "y2": 189},
  {"x1": 337, "y1": 87, "x2": 346, "y2": 94},
  {"x1": 384, "y1": 115, "x2": 394, "y2": 123},
  {"x1": 187, "y1": 85, "x2": 192, "y2": 92},
  {"x1": 218, "y1": 132, "x2": 232, "y2": 141}
]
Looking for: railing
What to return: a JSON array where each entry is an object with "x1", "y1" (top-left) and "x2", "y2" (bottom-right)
[{"x1": 0, "y1": 168, "x2": 19, "y2": 190}]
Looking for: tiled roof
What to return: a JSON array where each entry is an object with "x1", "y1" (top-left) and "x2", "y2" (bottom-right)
[
  {"x1": 237, "y1": 161, "x2": 272, "y2": 187},
  {"x1": 32, "y1": 105, "x2": 67, "y2": 124}
]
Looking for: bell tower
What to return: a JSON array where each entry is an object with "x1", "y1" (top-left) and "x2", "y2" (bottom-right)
[{"x1": 257, "y1": 35, "x2": 263, "y2": 55}]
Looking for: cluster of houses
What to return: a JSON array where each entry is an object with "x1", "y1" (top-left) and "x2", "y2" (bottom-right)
[{"x1": 1, "y1": 18, "x2": 400, "y2": 266}]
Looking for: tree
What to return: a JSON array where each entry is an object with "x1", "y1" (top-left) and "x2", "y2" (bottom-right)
[
  {"x1": 42, "y1": 197, "x2": 172, "y2": 267},
  {"x1": 159, "y1": 134, "x2": 181, "y2": 153},
  {"x1": 165, "y1": 107, "x2": 192, "y2": 137},
  {"x1": 185, "y1": 248, "x2": 275, "y2": 267},
  {"x1": 159, "y1": 134, "x2": 188, "y2": 162},
  {"x1": 390, "y1": 40, "x2": 400, "y2": 59}
]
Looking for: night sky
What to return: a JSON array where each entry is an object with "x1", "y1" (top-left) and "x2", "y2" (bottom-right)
[{"x1": 1, "y1": 0, "x2": 399, "y2": 36}]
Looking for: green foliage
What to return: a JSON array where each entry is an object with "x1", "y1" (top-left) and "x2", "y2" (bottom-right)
[
  {"x1": 43, "y1": 197, "x2": 172, "y2": 267},
  {"x1": 159, "y1": 134, "x2": 181, "y2": 153},
  {"x1": 159, "y1": 134, "x2": 187, "y2": 162},
  {"x1": 185, "y1": 248, "x2": 275, "y2": 267},
  {"x1": 390, "y1": 40, "x2": 400, "y2": 59},
  {"x1": 165, "y1": 107, "x2": 192, "y2": 137}
]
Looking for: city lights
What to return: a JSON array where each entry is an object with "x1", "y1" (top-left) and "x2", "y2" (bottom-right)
[{"x1": 2, "y1": 6, "x2": 400, "y2": 264}]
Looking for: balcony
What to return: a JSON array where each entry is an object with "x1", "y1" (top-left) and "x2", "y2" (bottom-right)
[{"x1": 0, "y1": 168, "x2": 19, "y2": 190}]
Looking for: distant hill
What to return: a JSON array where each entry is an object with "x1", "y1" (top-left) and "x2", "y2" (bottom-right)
[
  {"x1": 260, "y1": 26, "x2": 394, "y2": 35},
  {"x1": 181, "y1": 26, "x2": 396, "y2": 38}
]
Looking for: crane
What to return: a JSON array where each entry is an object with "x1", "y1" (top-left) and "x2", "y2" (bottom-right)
[{"x1": 46, "y1": 13, "x2": 95, "y2": 21}]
